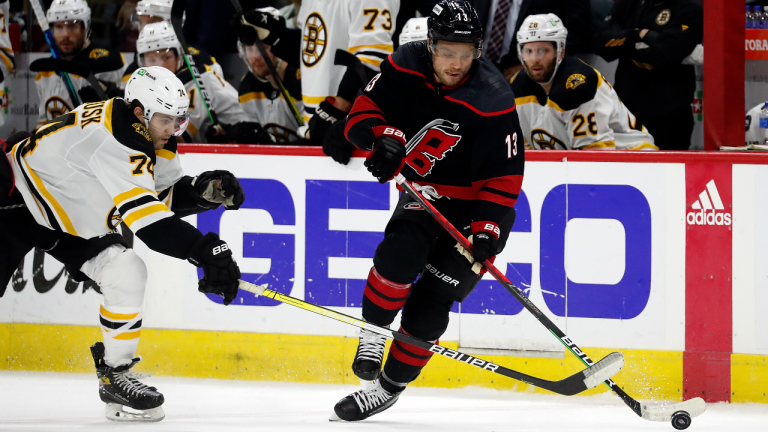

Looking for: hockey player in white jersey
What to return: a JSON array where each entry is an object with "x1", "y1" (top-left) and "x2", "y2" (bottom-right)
[
  {"x1": 136, "y1": 22, "x2": 272, "y2": 143},
  {"x1": 236, "y1": 7, "x2": 304, "y2": 144},
  {"x1": 237, "y1": 1, "x2": 400, "y2": 159},
  {"x1": 510, "y1": 14, "x2": 657, "y2": 151},
  {"x1": 34, "y1": 0, "x2": 125, "y2": 127},
  {"x1": 0, "y1": 0, "x2": 14, "y2": 129},
  {"x1": 1, "y1": 67, "x2": 244, "y2": 421}
]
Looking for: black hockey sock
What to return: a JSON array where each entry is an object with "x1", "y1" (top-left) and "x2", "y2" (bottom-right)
[
  {"x1": 381, "y1": 327, "x2": 437, "y2": 385},
  {"x1": 361, "y1": 266, "x2": 412, "y2": 327}
]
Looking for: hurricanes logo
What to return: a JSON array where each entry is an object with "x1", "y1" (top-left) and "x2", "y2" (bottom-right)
[
  {"x1": 531, "y1": 129, "x2": 565, "y2": 150},
  {"x1": 89, "y1": 48, "x2": 109, "y2": 59},
  {"x1": 656, "y1": 9, "x2": 671, "y2": 26},
  {"x1": 106, "y1": 206, "x2": 122, "y2": 232},
  {"x1": 45, "y1": 96, "x2": 72, "y2": 120},
  {"x1": 566, "y1": 74, "x2": 586, "y2": 90},
  {"x1": 687, "y1": 180, "x2": 731, "y2": 226},
  {"x1": 405, "y1": 120, "x2": 462, "y2": 177},
  {"x1": 302, "y1": 13, "x2": 327, "y2": 67},
  {"x1": 132, "y1": 123, "x2": 152, "y2": 141}
]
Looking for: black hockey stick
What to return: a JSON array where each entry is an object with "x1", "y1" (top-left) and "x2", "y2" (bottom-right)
[
  {"x1": 29, "y1": 0, "x2": 80, "y2": 106},
  {"x1": 394, "y1": 173, "x2": 706, "y2": 426},
  {"x1": 238, "y1": 280, "x2": 623, "y2": 396},
  {"x1": 334, "y1": 49, "x2": 369, "y2": 86},
  {"x1": 170, "y1": 0, "x2": 224, "y2": 135},
  {"x1": 229, "y1": 0, "x2": 305, "y2": 126},
  {"x1": 29, "y1": 58, "x2": 108, "y2": 100}
]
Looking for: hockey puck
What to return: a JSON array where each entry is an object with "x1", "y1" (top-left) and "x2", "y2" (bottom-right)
[{"x1": 671, "y1": 410, "x2": 692, "y2": 430}]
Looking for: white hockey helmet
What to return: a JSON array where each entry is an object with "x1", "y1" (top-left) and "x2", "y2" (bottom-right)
[
  {"x1": 517, "y1": 14, "x2": 568, "y2": 84},
  {"x1": 124, "y1": 66, "x2": 190, "y2": 136},
  {"x1": 47, "y1": 0, "x2": 92, "y2": 38},
  {"x1": 399, "y1": 17, "x2": 429, "y2": 45},
  {"x1": 136, "y1": 0, "x2": 173, "y2": 21},
  {"x1": 136, "y1": 22, "x2": 185, "y2": 71}
]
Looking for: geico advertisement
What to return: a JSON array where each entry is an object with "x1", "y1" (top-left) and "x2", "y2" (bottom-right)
[{"x1": 2, "y1": 154, "x2": 687, "y2": 352}]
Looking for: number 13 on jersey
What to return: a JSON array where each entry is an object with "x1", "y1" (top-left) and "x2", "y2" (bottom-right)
[{"x1": 506, "y1": 132, "x2": 518, "y2": 158}]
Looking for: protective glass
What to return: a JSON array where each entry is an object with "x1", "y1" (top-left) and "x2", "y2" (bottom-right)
[
  {"x1": 520, "y1": 44, "x2": 555, "y2": 62},
  {"x1": 150, "y1": 112, "x2": 190, "y2": 137}
]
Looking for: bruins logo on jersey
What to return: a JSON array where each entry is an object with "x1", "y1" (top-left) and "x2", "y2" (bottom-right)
[
  {"x1": 106, "y1": 206, "x2": 122, "y2": 232},
  {"x1": 132, "y1": 123, "x2": 152, "y2": 141},
  {"x1": 531, "y1": 129, "x2": 566, "y2": 150},
  {"x1": 89, "y1": 48, "x2": 110, "y2": 59},
  {"x1": 187, "y1": 46, "x2": 201, "y2": 55},
  {"x1": 566, "y1": 74, "x2": 586, "y2": 90},
  {"x1": 45, "y1": 96, "x2": 72, "y2": 120},
  {"x1": 656, "y1": 9, "x2": 671, "y2": 26},
  {"x1": 302, "y1": 12, "x2": 327, "y2": 67},
  {"x1": 264, "y1": 123, "x2": 299, "y2": 144}
]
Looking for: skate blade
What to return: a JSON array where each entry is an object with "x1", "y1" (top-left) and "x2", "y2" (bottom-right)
[
  {"x1": 105, "y1": 403, "x2": 165, "y2": 422},
  {"x1": 329, "y1": 412, "x2": 343, "y2": 422}
]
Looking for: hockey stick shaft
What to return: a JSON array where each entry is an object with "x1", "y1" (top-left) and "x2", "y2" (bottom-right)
[
  {"x1": 170, "y1": 0, "x2": 220, "y2": 129},
  {"x1": 30, "y1": 0, "x2": 81, "y2": 107},
  {"x1": 394, "y1": 174, "x2": 645, "y2": 416},
  {"x1": 229, "y1": 0, "x2": 305, "y2": 126},
  {"x1": 237, "y1": 280, "x2": 622, "y2": 396}
]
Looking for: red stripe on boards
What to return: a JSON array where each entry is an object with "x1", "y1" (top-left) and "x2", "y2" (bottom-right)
[{"x1": 684, "y1": 163, "x2": 732, "y2": 403}]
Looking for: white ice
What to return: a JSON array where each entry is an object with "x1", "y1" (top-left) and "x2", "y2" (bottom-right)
[{"x1": 0, "y1": 370, "x2": 766, "y2": 431}]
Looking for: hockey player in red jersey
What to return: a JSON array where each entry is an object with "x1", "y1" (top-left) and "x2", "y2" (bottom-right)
[{"x1": 332, "y1": 0, "x2": 525, "y2": 422}]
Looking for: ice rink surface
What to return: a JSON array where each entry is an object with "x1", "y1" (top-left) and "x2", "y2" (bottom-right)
[{"x1": 0, "y1": 371, "x2": 766, "y2": 432}]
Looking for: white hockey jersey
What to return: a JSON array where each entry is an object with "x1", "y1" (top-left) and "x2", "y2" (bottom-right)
[
  {"x1": 178, "y1": 64, "x2": 250, "y2": 142},
  {"x1": 7, "y1": 98, "x2": 183, "y2": 240},
  {"x1": 0, "y1": 0, "x2": 14, "y2": 129},
  {"x1": 510, "y1": 56, "x2": 657, "y2": 151},
  {"x1": 296, "y1": 0, "x2": 399, "y2": 120},
  {"x1": 238, "y1": 61, "x2": 304, "y2": 143},
  {"x1": 35, "y1": 45, "x2": 125, "y2": 127},
  {"x1": 745, "y1": 102, "x2": 766, "y2": 145}
]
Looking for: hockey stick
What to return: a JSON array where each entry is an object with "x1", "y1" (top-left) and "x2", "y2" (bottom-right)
[
  {"x1": 29, "y1": 0, "x2": 81, "y2": 107},
  {"x1": 334, "y1": 49, "x2": 369, "y2": 86},
  {"x1": 28, "y1": 58, "x2": 107, "y2": 100},
  {"x1": 394, "y1": 173, "x2": 706, "y2": 425},
  {"x1": 229, "y1": 0, "x2": 305, "y2": 126},
  {"x1": 237, "y1": 280, "x2": 624, "y2": 396},
  {"x1": 170, "y1": 0, "x2": 224, "y2": 135}
]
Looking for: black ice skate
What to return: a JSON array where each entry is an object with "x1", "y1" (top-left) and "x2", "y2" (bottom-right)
[
  {"x1": 90, "y1": 342, "x2": 165, "y2": 422},
  {"x1": 330, "y1": 377, "x2": 403, "y2": 421},
  {"x1": 352, "y1": 328, "x2": 387, "y2": 382}
]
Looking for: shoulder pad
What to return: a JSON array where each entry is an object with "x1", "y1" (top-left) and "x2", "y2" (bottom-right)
[
  {"x1": 73, "y1": 46, "x2": 125, "y2": 74},
  {"x1": 548, "y1": 56, "x2": 600, "y2": 112},
  {"x1": 387, "y1": 41, "x2": 432, "y2": 79},
  {"x1": 109, "y1": 98, "x2": 156, "y2": 160}
]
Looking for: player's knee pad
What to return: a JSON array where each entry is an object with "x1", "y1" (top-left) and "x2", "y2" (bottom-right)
[
  {"x1": 82, "y1": 245, "x2": 147, "y2": 308},
  {"x1": 421, "y1": 243, "x2": 483, "y2": 303},
  {"x1": 400, "y1": 286, "x2": 454, "y2": 341},
  {"x1": 373, "y1": 220, "x2": 432, "y2": 284}
]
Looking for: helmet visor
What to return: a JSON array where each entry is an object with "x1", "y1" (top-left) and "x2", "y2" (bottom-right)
[
  {"x1": 149, "y1": 112, "x2": 190, "y2": 137},
  {"x1": 520, "y1": 44, "x2": 556, "y2": 62}
]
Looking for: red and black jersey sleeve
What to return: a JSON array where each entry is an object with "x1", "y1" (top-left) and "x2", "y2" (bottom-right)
[
  {"x1": 344, "y1": 72, "x2": 391, "y2": 151},
  {"x1": 470, "y1": 94, "x2": 525, "y2": 229}
]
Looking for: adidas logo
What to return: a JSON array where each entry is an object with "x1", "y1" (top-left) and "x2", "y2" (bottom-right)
[{"x1": 686, "y1": 180, "x2": 731, "y2": 226}]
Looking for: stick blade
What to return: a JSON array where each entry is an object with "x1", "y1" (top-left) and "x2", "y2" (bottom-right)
[
  {"x1": 640, "y1": 397, "x2": 706, "y2": 422},
  {"x1": 582, "y1": 352, "x2": 624, "y2": 390}
]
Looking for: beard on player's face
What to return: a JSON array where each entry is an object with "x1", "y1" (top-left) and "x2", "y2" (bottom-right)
[
  {"x1": 521, "y1": 42, "x2": 559, "y2": 83},
  {"x1": 431, "y1": 41, "x2": 474, "y2": 87},
  {"x1": 53, "y1": 21, "x2": 86, "y2": 56}
]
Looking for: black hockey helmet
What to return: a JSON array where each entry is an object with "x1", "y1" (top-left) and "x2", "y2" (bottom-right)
[{"x1": 427, "y1": 0, "x2": 483, "y2": 58}]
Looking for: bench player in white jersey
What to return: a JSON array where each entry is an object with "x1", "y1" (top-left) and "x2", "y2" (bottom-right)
[
  {"x1": 121, "y1": 0, "x2": 224, "y2": 90},
  {"x1": 236, "y1": 7, "x2": 304, "y2": 144},
  {"x1": 137, "y1": 22, "x2": 272, "y2": 143},
  {"x1": 1, "y1": 67, "x2": 244, "y2": 422},
  {"x1": 510, "y1": 14, "x2": 656, "y2": 151},
  {"x1": 34, "y1": 0, "x2": 125, "y2": 127},
  {"x1": 0, "y1": 0, "x2": 14, "y2": 129}
]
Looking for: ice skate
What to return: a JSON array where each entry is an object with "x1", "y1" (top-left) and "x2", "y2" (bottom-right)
[
  {"x1": 90, "y1": 342, "x2": 165, "y2": 422},
  {"x1": 352, "y1": 328, "x2": 387, "y2": 384},
  {"x1": 330, "y1": 377, "x2": 402, "y2": 422}
]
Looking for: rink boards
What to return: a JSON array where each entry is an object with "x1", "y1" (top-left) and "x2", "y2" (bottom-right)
[{"x1": 2, "y1": 147, "x2": 768, "y2": 404}]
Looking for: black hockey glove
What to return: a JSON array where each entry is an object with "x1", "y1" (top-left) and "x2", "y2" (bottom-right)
[
  {"x1": 194, "y1": 170, "x2": 245, "y2": 210},
  {"x1": 322, "y1": 117, "x2": 355, "y2": 165},
  {"x1": 230, "y1": 121, "x2": 275, "y2": 144},
  {"x1": 471, "y1": 222, "x2": 501, "y2": 264},
  {"x1": 204, "y1": 123, "x2": 233, "y2": 144},
  {"x1": 309, "y1": 98, "x2": 346, "y2": 147},
  {"x1": 187, "y1": 233, "x2": 241, "y2": 305},
  {"x1": 365, "y1": 126, "x2": 406, "y2": 183},
  {"x1": 236, "y1": 8, "x2": 286, "y2": 46}
]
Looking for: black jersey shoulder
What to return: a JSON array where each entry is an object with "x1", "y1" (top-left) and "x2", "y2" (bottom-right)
[
  {"x1": 238, "y1": 71, "x2": 274, "y2": 97},
  {"x1": 186, "y1": 46, "x2": 218, "y2": 67},
  {"x1": 72, "y1": 46, "x2": 125, "y2": 74},
  {"x1": 123, "y1": 57, "x2": 139, "y2": 80},
  {"x1": 509, "y1": 70, "x2": 548, "y2": 105},
  {"x1": 548, "y1": 56, "x2": 600, "y2": 112},
  {"x1": 445, "y1": 57, "x2": 516, "y2": 116},
  {"x1": 176, "y1": 53, "x2": 220, "y2": 85},
  {"x1": 108, "y1": 98, "x2": 156, "y2": 160},
  {"x1": 386, "y1": 41, "x2": 434, "y2": 86}
]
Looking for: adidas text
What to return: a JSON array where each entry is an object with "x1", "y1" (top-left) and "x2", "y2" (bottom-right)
[{"x1": 686, "y1": 209, "x2": 731, "y2": 226}]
